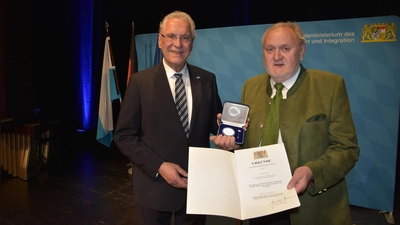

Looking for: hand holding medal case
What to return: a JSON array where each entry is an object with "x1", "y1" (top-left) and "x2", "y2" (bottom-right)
[{"x1": 217, "y1": 101, "x2": 249, "y2": 144}]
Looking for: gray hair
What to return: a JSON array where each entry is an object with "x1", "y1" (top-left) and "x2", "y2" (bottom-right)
[
  {"x1": 159, "y1": 10, "x2": 196, "y2": 39},
  {"x1": 262, "y1": 21, "x2": 306, "y2": 47}
]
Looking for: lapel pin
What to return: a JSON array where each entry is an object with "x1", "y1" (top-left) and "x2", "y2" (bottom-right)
[{"x1": 196, "y1": 76, "x2": 201, "y2": 79}]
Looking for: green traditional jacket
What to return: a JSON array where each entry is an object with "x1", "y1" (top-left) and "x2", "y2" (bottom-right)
[{"x1": 241, "y1": 65, "x2": 360, "y2": 225}]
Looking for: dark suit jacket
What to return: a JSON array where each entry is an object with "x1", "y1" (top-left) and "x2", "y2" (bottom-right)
[
  {"x1": 241, "y1": 65, "x2": 360, "y2": 225},
  {"x1": 114, "y1": 63, "x2": 222, "y2": 212}
]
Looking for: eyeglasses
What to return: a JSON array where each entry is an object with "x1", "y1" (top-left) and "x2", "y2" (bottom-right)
[{"x1": 159, "y1": 33, "x2": 193, "y2": 43}]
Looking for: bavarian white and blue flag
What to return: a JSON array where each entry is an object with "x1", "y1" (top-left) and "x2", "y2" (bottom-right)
[{"x1": 96, "y1": 35, "x2": 120, "y2": 147}]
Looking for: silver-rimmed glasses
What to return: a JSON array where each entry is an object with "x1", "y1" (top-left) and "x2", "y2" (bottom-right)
[{"x1": 159, "y1": 33, "x2": 193, "y2": 43}]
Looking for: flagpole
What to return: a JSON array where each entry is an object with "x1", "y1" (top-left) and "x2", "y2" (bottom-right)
[
  {"x1": 126, "y1": 21, "x2": 138, "y2": 87},
  {"x1": 105, "y1": 21, "x2": 122, "y2": 105}
]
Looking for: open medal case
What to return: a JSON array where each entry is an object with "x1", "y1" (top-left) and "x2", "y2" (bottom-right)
[{"x1": 217, "y1": 101, "x2": 249, "y2": 144}]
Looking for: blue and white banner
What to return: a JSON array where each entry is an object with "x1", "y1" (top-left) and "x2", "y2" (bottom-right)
[
  {"x1": 97, "y1": 36, "x2": 120, "y2": 147},
  {"x1": 135, "y1": 16, "x2": 400, "y2": 212}
]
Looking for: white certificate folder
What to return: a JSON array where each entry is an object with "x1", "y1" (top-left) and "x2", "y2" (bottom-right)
[{"x1": 187, "y1": 144, "x2": 300, "y2": 220}]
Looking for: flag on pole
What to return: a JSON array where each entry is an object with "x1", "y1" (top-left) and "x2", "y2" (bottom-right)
[
  {"x1": 126, "y1": 22, "x2": 138, "y2": 86},
  {"x1": 153, "y1": 27, "x2": 163, "y2": 66},
  {"x1": 97, "y1": 33, "x2": 121, "y2": 147}
]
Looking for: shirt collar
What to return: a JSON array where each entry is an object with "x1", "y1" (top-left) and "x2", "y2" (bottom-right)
[
  {"x1": 270, "y1": 66, "x2": 301, "y2": 90},
  {"x1": 163, "y1": 59, "x2": 189, "y2": 78}
]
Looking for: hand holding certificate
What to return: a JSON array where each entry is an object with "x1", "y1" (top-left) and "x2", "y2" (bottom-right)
[{"x1": 186, "y1": 144, "x2": 300, "y2": 220}]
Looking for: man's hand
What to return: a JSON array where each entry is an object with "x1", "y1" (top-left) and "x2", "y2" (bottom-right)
[
  {"x1": 210, "y1": 113, "x2": 250, "y2": 151},
  {"x1": 287, "y1": 166, "x2": 313, "y2": 194},
  {"x1": 210, "y1": 134, "x2": 239, "y2": 151},
  {"x1": 158, "y1": 162, "x2": 188, "y2": 189}
]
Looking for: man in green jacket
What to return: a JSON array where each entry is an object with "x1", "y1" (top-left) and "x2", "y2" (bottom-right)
[{"x1": 212, "y1": 21, "x2": 360, "y2": 225}]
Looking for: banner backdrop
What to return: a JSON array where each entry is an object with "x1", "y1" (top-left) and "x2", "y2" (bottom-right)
[{"x1": 135, "y1": 16, "x2": 400, "y2": 212}]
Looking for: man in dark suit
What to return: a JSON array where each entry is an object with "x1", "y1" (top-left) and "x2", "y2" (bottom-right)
[
  {"x1": 212, "y1": 22, "x2": 360, "y2": 225},
  {"x1": 114, "y1": 10, "x2": 222, "y2": 225}
]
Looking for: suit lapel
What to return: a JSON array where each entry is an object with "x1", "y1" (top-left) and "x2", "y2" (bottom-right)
[
  {"x1": 153, "y1": 64, "x2": 181, "y2": 119},
  {"x1": 187, "y1": 65, "x2": 202, "y2": 135}
]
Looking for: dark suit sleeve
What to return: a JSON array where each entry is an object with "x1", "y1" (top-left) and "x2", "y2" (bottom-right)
[
  {"x1": 211, "y1": 76, "x2": 223, "y2": 134},
  {"x1": 113, "y1": 71, "x2": 163, "y2": 181}
]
